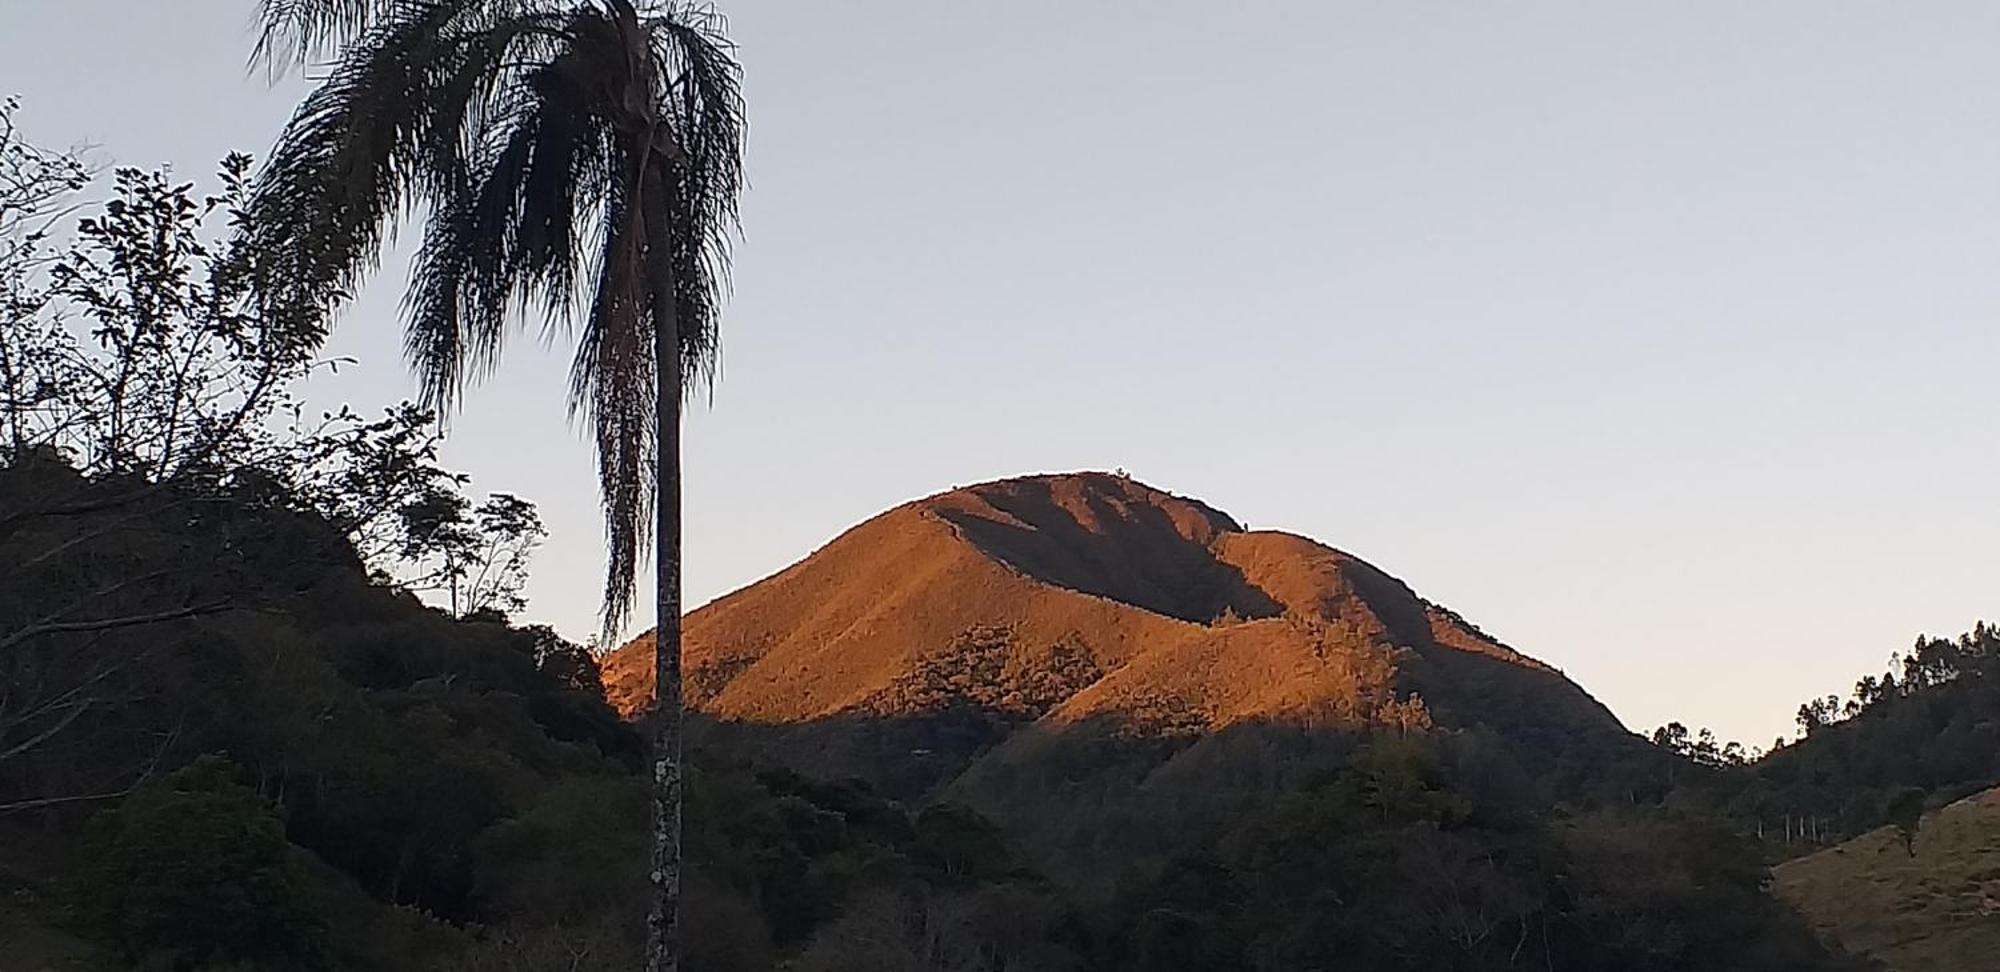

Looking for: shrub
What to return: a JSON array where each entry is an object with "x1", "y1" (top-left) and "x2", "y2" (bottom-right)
[{"x1": 75, "y1": 756, "x2": 329, "y2": 970}]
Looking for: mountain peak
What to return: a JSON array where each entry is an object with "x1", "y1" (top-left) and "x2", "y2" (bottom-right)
[
  {"x1": 602, "y1": 473, "x2": 1626, "y2": 779},
  {"x1": 922, "y1": 471, "x2": 1263, "y2": 624},
  {"x1": 933, "y1": 470, "x2": 1244, "y2": 533}
]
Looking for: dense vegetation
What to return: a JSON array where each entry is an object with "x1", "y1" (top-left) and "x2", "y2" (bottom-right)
[
  {"x1": 1650, "y1": 624, "x2": 2000, "y2": 860},
  {"x1": 0, "y1": 445, "x2": 1881, "y2": 969},
  {"x1": 0, "y1": 441, "x2": 1069, "y2": 970},
  {"x1": 1098, "y1": 736, "x2": 1867, "y2": 972},
  {"x1": 0, "y1": 451, "x2": 1878, "y2": 969}
]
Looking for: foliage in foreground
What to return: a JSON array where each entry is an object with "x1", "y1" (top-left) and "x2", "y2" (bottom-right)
[{"x1": 76, "y1": 758, "x2": 331, "y2": 970}]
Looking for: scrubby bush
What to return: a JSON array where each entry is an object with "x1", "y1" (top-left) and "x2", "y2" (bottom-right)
[{"x1": 75, "y1": 756, "x2": 330, "y2": 970}]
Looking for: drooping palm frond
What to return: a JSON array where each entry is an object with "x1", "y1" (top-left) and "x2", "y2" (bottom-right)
[
  {"x1": 252, "y1": 0, "x2": 390, "y2": 70},
  {"x1": 248, "y1": 0, "x2": 743, "y2": 642},
  {"x1": 651, "y1": 5, "x2": 745, "y2": 394},
  {"x1": 575, "y1": 173, "x2": 657, "y2": 634},
  {"x1": 396, "y1": 5, "x2": 664, "y2": 633},
  {"x1": 400, "y1": 12, "x2": 619, "y2": 409},
  {"x1": 247, "y1": 2, "x2": 566, "y2": 335}
]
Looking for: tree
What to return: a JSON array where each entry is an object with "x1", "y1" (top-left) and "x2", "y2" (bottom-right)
[
  {"x1": 1649, "y1": 721, "x2": 1747, "y2": 771},
  {"x1": 0, "y1": 139, "x2": 326, "y2": 804},
  {"x1": 1, "y1": 149, "x2": 318, "y2": 479},
  {"x1": 0, "y1": 120, "x2": 547, "y2": 811},
  {"x1": 1795, "y1": 695, "x2": 1840, "y2": 737},
  {"x1": 1650, "y1": 721, "x2": 1690, "y2": 754},
  {"x1": 76, "y1": 755, "x2": 331, "y2": 970},
  {"x1": 289, "y1": 401, "x2": 551, "y2": 615},
  {"x1": 393, "y1": 489, "x2": 549, "y2": 617},
  {"x1": 245, "y1": 3, "x2": 745, "y2": 968},
  {"x1": 1886, "y1": 786, "x2": 1925, "y2": 858},
  {"x1": 0, "y1": 97, "x2": 92, "y2": 451}
]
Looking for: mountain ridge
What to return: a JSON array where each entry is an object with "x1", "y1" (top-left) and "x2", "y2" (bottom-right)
[{"x1": 602, "y1": 471, "x2": 1632, "y2": 796}]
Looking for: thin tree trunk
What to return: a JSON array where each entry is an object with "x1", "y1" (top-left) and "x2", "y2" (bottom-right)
[{"x1": 644, "y1": 165, "x2": 685, "y2": 972}]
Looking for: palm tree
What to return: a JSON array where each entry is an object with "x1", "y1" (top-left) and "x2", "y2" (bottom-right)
[{"x1": 246, "y1": 2, "x2": 743, "y2": 968}]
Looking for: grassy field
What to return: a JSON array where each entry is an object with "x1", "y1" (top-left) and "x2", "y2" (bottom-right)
[{"x1": 1775, "y1": 787, "x2": 2000, "y2": 971}]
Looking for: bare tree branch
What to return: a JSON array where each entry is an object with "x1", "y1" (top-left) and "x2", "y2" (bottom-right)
[{"x1": 0, "y1": 601, "x2": 229, "y2": 652}]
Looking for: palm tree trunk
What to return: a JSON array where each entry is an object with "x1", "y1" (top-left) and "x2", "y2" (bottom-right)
[{"x1": 643, "y1": 167, "x2": 685, "y2": 972}]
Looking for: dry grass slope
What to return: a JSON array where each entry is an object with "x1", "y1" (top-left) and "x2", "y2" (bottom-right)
[
  {"x1": 1775, "y1": 787, "x2": 2000, "y2": 971},
  {"x1": 601, "y1": 471, "x2": 1632, "y2": 801}
]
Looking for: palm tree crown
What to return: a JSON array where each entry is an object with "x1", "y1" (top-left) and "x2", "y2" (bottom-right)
[{"x1": 247, "y1": 0, "x2": 743, "y2": 636}]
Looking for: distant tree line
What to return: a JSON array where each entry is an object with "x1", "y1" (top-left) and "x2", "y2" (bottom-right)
[{"x1": 1649, "y1": 622, "x2": 2000, "y2": 859}]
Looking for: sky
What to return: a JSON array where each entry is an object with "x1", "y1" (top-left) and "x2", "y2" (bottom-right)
[{"x1": 6, "y1": 1, "x2": 2000, "y2": 747}]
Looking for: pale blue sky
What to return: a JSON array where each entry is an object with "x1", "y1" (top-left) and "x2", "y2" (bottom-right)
[{"x1": 6, "y1": 1, "x2": 1999, "y2": 746}]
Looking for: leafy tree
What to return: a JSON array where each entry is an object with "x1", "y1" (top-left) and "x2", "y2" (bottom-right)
[
  {"x1": 0, "y1": 97, "x2": 92, "y2": 450},
  {"x1": 387, "y1": 487, "x2": 547, "y2": 617},
  {"x1": 285, "y1": 401, "x2": 550, "y2": 615},
  {"x1": 0, "y1": 174, "x2": 575, "y2": 927},
  {"x1": 75, "y1": 755, "x2": 331, "y2": 970},
  {"x1": 1796, "y1": 695, "x2": 1840, "y2": 737},
  {"x1": 0, "y1": 125, "x2": 551, "y2": 791},
  {"x1": 0, "y1": 110, "x2": 535, "y2": 582},
  {"x1": 1886, "y1": 786, "x2": 1926, "y2": 858},
  {"x1": 912, "y1": 802, "x2": 1017, "y2": 880},
  {"x1": 0, "y1": 150, "x2": 318, "y2": 479},
  {"x1": 246, "y1": 3, "x2": 747, "y2": 967},
  {"x1": 1650, "y1": 721, "x2": 1690, "y2": 756},
  {"x1": 1651, "y1": 722, "x2": 1751, "y2": 770},
  {"x1": 0, "y1": 140, "x2": 323, "y2": 801}
]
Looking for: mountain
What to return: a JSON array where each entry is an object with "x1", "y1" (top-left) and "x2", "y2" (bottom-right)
[
  {"x1": 604, "y1": 472, "x2": 1641, "y2": 807},
  {"x1": 3, "y1": 457, "x2": 1869, "y2": 971},
  {"x1": 1775, "y1": 786, "x2": 2000, "y2": 971}
]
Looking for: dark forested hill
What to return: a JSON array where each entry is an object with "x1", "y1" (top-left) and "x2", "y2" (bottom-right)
[
  {"x1": 1655, "y1": 624, "x2": 2000, "y2": 860},
  {"x1": 0, "y1": 457, "x2": 1067, "y2": 971},
  {"x1": 2, "y1": 461, "x2": 1880, "y2": 970}
]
